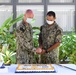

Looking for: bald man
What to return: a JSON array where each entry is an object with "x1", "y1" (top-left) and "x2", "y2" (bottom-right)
[{"x1": 16, "y1": 9, "x2": 35, "y2": 64}]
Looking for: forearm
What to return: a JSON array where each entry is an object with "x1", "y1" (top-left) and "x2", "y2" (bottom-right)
[
  {"x1": 39, "y1": 45, "x2": 43, "y2": 48},
  {"x1": 38, "y1": 32, "x2": 43, "y2": 46},
  {"x1": 47, "y1": 42, "x2": 60, "y2": 52}
]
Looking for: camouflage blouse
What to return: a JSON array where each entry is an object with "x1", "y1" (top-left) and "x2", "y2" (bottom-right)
[
  {"x1": 39, "y1": 22, "x2": 63, "y2": 50},
  {"x1": 16, "y1": 21, "x2": 35, "y2": 64}
]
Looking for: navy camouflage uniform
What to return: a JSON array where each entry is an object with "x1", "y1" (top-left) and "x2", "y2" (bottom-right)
[
  {"x1": 16, "y1": 21, "x2": 35, "y2": 64},
  {"x1": 39, "y1": 22, "x2": 63, "y2": 64}
]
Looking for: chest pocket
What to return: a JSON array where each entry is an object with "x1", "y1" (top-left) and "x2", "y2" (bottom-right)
[
  {"x1": 25, "y1": 28, "x2": 32, "y2": 39},
  {"x1": 47, "y1": 29, "x2": 56, "y2": 44},
  {"x1": 49, "y1": 29, "x2": 56, "y2": 37}
]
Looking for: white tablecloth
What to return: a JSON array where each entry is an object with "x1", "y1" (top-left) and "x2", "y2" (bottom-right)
[{"x1": 0, "y1": 64, "x2": 76, "y2": 75}]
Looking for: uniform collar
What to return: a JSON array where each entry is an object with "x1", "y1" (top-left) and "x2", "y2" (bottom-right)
[{"x1": 22, "y1": 20, "x2": 30, "y2": 26}]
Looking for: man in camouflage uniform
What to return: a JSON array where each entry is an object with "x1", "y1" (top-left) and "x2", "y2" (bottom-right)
[
  {"x1": 36, "y1": 11, "x2": 63, "y2": 64},
  {"x1": 16, "y1": 9, "x2": 35, "y2": 64}
]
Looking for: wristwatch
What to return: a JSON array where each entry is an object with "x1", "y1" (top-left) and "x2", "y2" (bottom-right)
[{"x1": 45, "y1": 50, "x2": 48, "y2": 53}]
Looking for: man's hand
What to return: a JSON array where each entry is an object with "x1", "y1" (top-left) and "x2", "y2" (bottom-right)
[
  {"x1": 36, "y1": 48, "x2": 42, "y2": 54},
  {"x1": 41, "y1": 49, "x2": 46, "y2": 54},
  {"x1": 36, "y1": 48, "x2": 46, "y2": 54}
]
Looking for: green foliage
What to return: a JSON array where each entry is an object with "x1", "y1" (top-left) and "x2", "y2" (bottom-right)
[
  {"x1": 0, "y1": 14, "x2": 23, "y2": 32},
  {"x1": 32, "y1": 27, "x2": 40, "y2": 63},
  {"x1": 0, "y1": 46, "x2": 16, "y2": 64},
  {"x1": 0, "y1": 14, "x2": 23, "y2": 64},
  {"x1": 69, "y1": 51, "x2": 76, "y2": 64},
  {"x1": 0, "y1": 32, "x2": 16, "y2": 52},
  {"x1": 59, "y1": 32, "x2": 76, "y2": 64},
  {"x1": 0, "y1": 15, "x2": 13, "y2": 32},
  {"x1": 33, "y1": 27, "x2": 40, "y2": 48}
]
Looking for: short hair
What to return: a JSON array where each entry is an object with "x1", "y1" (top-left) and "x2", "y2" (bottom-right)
[{"x1": 47, "y1": 11, "x2": 56, "y2": 18}]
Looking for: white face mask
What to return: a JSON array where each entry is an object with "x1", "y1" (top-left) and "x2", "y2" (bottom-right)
[
  {"x1": 26, "y1": 18, "x2": 33, "y2": 24},
  {"x1": 46, "y1": 20, "x2": 54, "y2": 25}
]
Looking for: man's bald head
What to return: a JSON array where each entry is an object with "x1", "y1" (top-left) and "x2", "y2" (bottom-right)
[
  {"x1": 26, "y1": 9, "x2": 33, "y2": 14},
  {"x1": 24, "y1": 9, "x2": 34, "y2": 18}
]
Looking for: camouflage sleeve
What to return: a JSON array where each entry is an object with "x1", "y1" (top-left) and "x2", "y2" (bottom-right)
[
  {"x1": 38, "y1": 26, "x2": 43, "y2": 46},
  {"x1": 29, "y1": 24, "x2": 33, "y2": 35},
  {"x1": 55, "y1": 27, "x2": 63, "y2": 43}
]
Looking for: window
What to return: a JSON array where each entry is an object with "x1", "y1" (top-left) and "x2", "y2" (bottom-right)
[
  {"x1": 0, "y1": 5, "x2": 12, "y2": 27},
  {"x1": 0, "y1": 0, "x2": 75, "y2": 32},
  {"x1": 17, "y1": 5, "x2": 44, "y2": 27},
  {"x1": 18, "y1": 0, "x2": 42, "y2": 3},
  {"x1": 48, "y1": 5, "x2": 75, "y2": 31},
  {"x1": 0, "y1": 0, "x2": 11, "y2": 3},
  {"x1": 49, "y1": 0, "x2": 74, "y2": 3}
]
